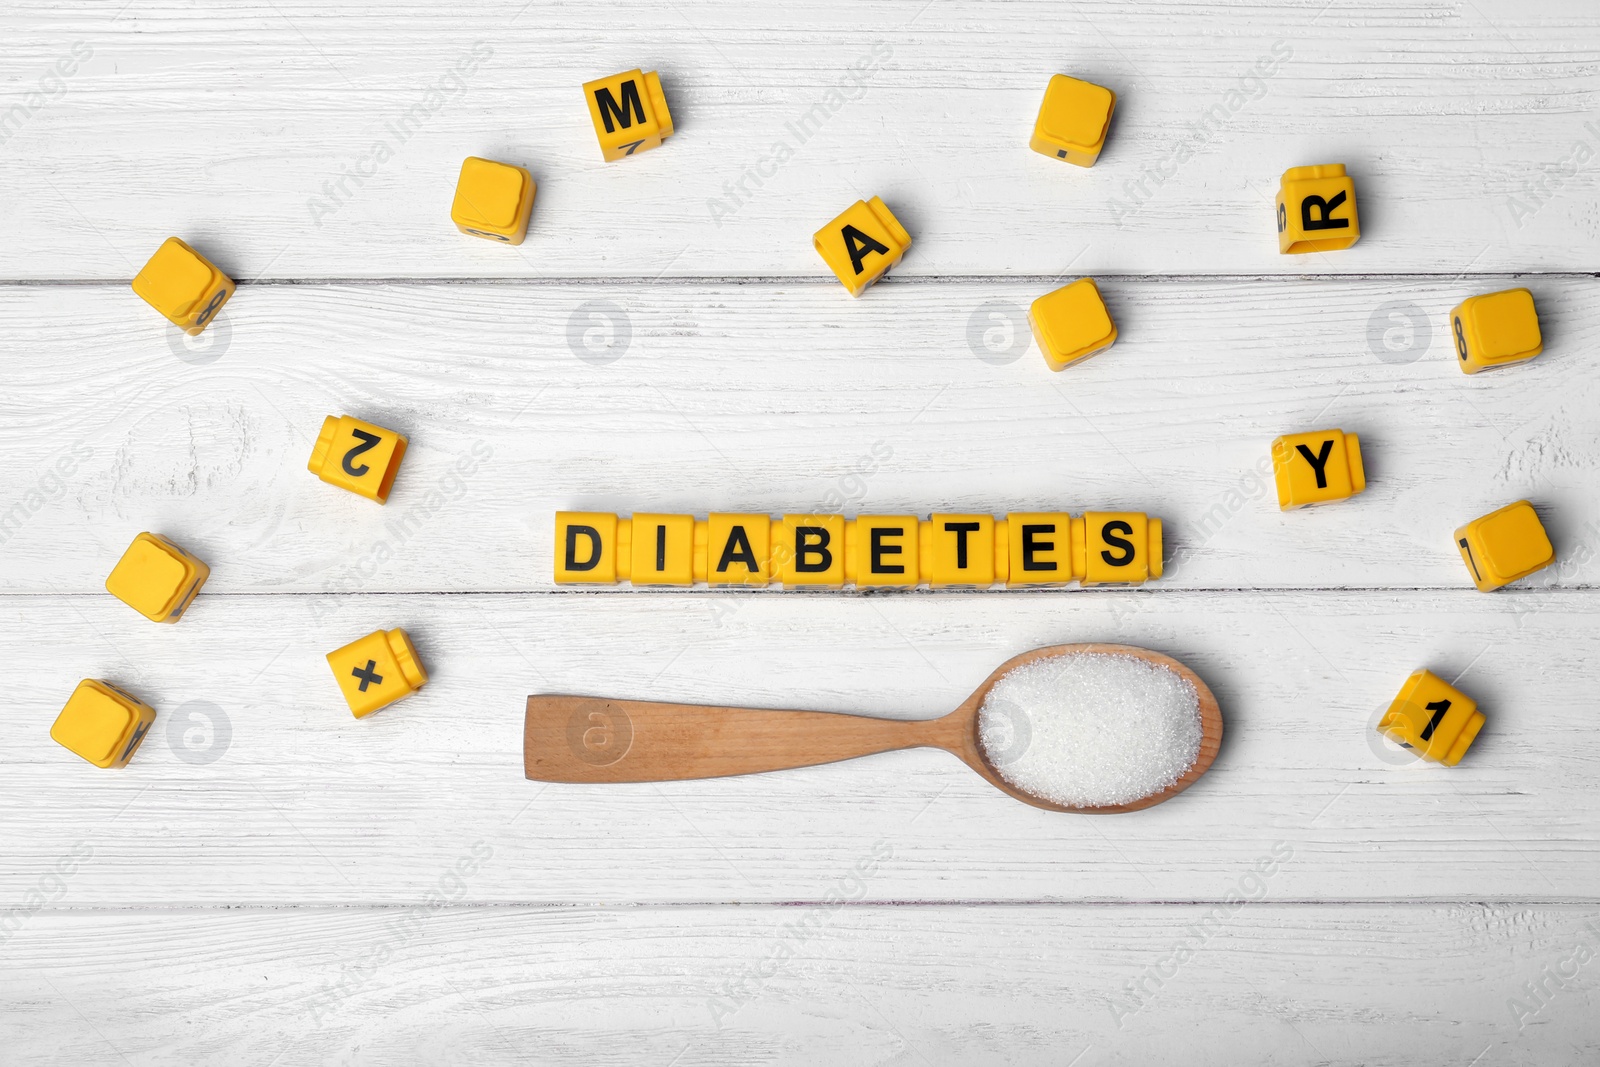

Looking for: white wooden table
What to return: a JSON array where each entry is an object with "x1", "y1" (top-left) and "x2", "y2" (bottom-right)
[{"x1": 4, "y1": 2, "x2": 1599, "y2": 1063}]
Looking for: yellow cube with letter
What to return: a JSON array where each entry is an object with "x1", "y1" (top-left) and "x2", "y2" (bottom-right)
[
  {"x1": 1377, "y1": 669, "x2": 1484, "y2": 766},
  {"x1": 583, "y1": 69, "x2": 674, "y2": 161},
  {"x1": 308, "y1": 415, "x2": 408, "y2": 504},
  {"x1": 775, "y1": 514, "x2": 846, "y2": 587},
  {"x1": 706, "y1": 513, "x2": 771, "y2": 586},
  {"x1": 847, "y1": 516, "x2": 919, "y2": 588},
  {"x1": 131, "y1": 237, "x2": 236, "y2": 335},
  {"x1": 1006, "y1": 513, "x2": 1073, "y2": 587},
  {"x1": 1272, "y1": 428, "x2": 1365, "y2": 509},
  {"x1": 813, "y1": 197, "x2": 911, "y2": 297},
  {"x1": 1275, "y1": 164, "x2": 1359, "y2": 254},
  {"x1": 451, "y1": 156, "x2": 535, "y2": 245},
  {"x1": 554, "y1": 511, "x2": 620, "y2": 584},
  {"x1": 1073, "y1": 512, "x2": 1163, "y2": 585},
  {"x1": 51, "y1": 679, "x2": 157, "y2": 769}
]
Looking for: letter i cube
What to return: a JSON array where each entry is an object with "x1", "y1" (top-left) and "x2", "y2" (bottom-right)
[
  {"x1": 1029, "y1": 74, "x2": 1116, "y2": 167},
  {"x1": 308, "y1": 415, "x2": 408, "y2": 503},
  {"x1": 1454, "y1": 500, "x2": 1554, "y2": 591},
  {"x1": 51, "y1": 679, "x2": 156, "y2": 768},
  {"x1": 105, "y1": 532, "x2": 210, "y2": 623},
  {"x1": 1028, "y1": 278, "x2": 1117, "y2": 371},
  {"x1": 327, "y1": 628, "x2": 428, "y2": 718},
  {"x1": 813, "y1": 197, "x2": 911, "y2": 297},
  {"x1": 451, "y1": 157, "x2": 535, "y2": 245},
  {"x1": 1271, "y1": 429, "x2": 1365, "y2": 509},
  {"x1": 1275, "y1": 164, "x2": 1359, "y2": 254},
  {"x1": 1450, "y1": 288, "x2": 1543, "y2": 374},
  {"x1": 583, "y1": 69, "x2": 674, "y2": 161},
  {"x1": 1377, "y1": 669, "x2": 1485, "y2": 766},
  {"x1": 131, "y1": 237, "x2": 235, "y2": 335}
]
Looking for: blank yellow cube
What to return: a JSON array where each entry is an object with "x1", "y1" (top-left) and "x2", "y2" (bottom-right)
[
  {"x1": 847, "y1": 516, "x2": 919, "y2": 588},
  {"x1": 1028, "y1": 278, "x2": 1117, "y2": 371},
  {"x1": 326, "y1": 628, "x2": 428, "y2": 719},
  {"x1": 813, "y1": 197, "x2": 911, "y2": 297},
  {"x1": 1451, "y1": 288, "x2": 1542, "y2": 374},
  {"x1": 1272, "y1": 429, "x2": 1365, "y2": 509},
  {"x1": 1005, "y1": 512, "x2": 1073, "y2": 587},
  {"x1": 130, "y1": 237, "x2": 235, "y2": 335},
  {"x1": 630, "y1": 513, "x2": 694, "y2": 586},
  {"x1": 583, "y1": 69, "x2": 674, "y2": 161},
  {"x1": 308, "y1": 415, "x2": 408, "y2": 504},
  {"x1": 105, "y1": 532, "x2": 210, "y2": 623},
  {"x1": 555, "y1": 511, "x2": 618, "y2": 584},
  {"x1": 1455, "y1": 500, "x2": 1554, "y2": 592},
  {"x1": 1378, "y1": 669, "x2": 1485, "y2": 766},
  {"x1": 1029, "y1": 74, "x2": 1116, "y2": 167},
  {"x1": 928, "y1": 514, "x2": 996, "y2": 587},
  {"x1": 775, "y1": 514, "x2": 845, "y2": 587},
  {"x1": 51, "y1": 680, "x2": 156, "y2": 769},
  {"x1": 451, "y1": 156, "x2": 535, "y2": 245},
  {"x1": 1074, "y1": 512, "x2": 1162, "y2": 585},
  {"x1": 706, "y1": 513, "x2": 770, "y2": 586},
  {"x1": 1275, "y1": 164, "x2": 1359, "y2": 254}
]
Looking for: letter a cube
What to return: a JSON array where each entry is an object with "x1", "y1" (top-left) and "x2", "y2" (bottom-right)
[{"x1": 814, "y1": 197, "x2": 911, "y2": 297}]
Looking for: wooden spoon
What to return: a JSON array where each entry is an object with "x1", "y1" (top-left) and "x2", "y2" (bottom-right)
[{"x1": 524, "y1": 643, "x2": 1222, "y2": 813}]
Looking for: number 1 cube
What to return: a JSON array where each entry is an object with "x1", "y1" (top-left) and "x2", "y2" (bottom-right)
[{"x1": 1377, "y1": 669, "x2": 1484, "y2": 766}]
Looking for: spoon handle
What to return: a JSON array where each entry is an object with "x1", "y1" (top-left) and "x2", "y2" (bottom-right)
[{"x1": 525, "y1": 695, "x2": 957, "y2": 783}]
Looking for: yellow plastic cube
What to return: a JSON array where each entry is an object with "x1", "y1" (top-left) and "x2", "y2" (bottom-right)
[
  {"x1": 630, "y1": 513, "x2": 694, "y2": 586},
  {"x1": 130, "y1": 237, "x2": 236, "y2": 336},
  {"x1": 326, "y1": 628, "x2": 428, "y2": 718},
  {"x1": 51, "y1": 679, "x2": 156, "y2": 769},
  {"x1": 775, "y1": 514, "x2": 845, "y2": 587},
  {"x1": 308, "y1": 415, "x2": 408, "y2": 504},
  {"x1": 555, "y1": 511, "x2": 618, "y2": 584},
  {"x1": 927, "y1": 514, "x2": 996, "y2": 587},
  {"x1": 1275, "y1": 164, "x2": 1359, "y2": 254},
  {"x1": 1451, "y1": 288, "x2": 1542, "y2": 374},
  {"x1": 813, "y1": 197, "x2": 911, "y2": 297},
  {"x1": 1272, "y1": 429, "x2": 1365, "y2": 509},
  {"x1": 104, "y1": 532, "x2": 210, "y2": 623},
  {"x1": 1455, "y1": 500, "x2": 1554, "y2": 592},
  {"x1": 1377, "y1": 669, "x2": 1485, "y2": 766},
  {"x1": 583, "y1": 69, "x2": 674, "y2": 161},
  {"x1": 1074, "y1": 512, "x2": 1162, "y2": 585},
  {"x1": 1028, "y1": 278, "x2": 1117, "y2": 371},
  {"x1": 847, "y1": 516, "x2": 919, "y2": 588},
  {"x1": 706, "y1": 513, "x2": 770, "y2": 586},
  {"x1": 451, "y1": 156, "x2": 535, "y2": 245},
  {"x1": 1005, "y1": 512, "x2": 1073, "y2": 587},
  {"x1": 1029, "y1": 74, "x2": 1116, "y2": 167}
]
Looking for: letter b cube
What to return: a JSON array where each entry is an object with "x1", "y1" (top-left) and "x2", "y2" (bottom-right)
[{"x1": 1275, "y1": 164, "x2": 1359, "y2": 254}]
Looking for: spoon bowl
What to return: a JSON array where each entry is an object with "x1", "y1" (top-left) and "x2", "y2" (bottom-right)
[{"x1": 525, "y1": 643, "x2": 1222, "y2": 812}]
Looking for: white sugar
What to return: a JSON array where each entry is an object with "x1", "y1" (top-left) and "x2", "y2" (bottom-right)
[{"x1": 977, "y1": 653, "x2": 1202, "y2": 808}]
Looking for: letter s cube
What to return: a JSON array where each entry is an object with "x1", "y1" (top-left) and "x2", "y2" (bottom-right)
[
  {"x1": 51, "y1": 679, "x2": 156, "y2": 768},
  {"x1": 131, "y1": 237, "x2": 235, "y2": 335},
  {"x1": 105, "y1": 532, "x2": 210, "y2": 623},
  {"x1": 1378, "y1": 669, "x2": 1484, "y2": 766},
  {"x1": 584, "y1": 69, "x2": 674, "y2": 161},
  {"x1": 1272, "y1": 429, "x2": 1365, "y2": 509},
  {"x1": 326, "y1": 628, "x2": 428, "y2": 718},
  {"x1": 813, "y1": 197, "x2": 911, "y2": 297},
  {"x1": 1029, "y1": 74, "x2": 1116, "y2": 167},
  {"x1": 1455, "y1": 500, "x2": 1554, "y2": 592},
  {"x1": 308, "y1": 416, "x2": 408, "y2": 503},
  {"x1": 1275, "y1": 164, "x2": 1359, "y2": 254},
  {"x1": 1074, "y1": 512, "x2": 1163, "y2": 585},
  {"x1": 451, "y1": 156, "x2": 535, "y2": 245},
  {"x1": 1451, "y1": 288, "x2": 1542, "y2": 374}
]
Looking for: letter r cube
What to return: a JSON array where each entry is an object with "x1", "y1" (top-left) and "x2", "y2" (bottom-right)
[{"x1": 1275, "y1": 164, "x2": 1360, "y2": 254}]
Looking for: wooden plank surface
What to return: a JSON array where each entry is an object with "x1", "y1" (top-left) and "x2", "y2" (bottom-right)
[
  {"x1": 1, "y1": 276, "x2": 1595, "y2": 593},
  {"x1": 1, "y1": 1, "x2": 1598, "y2": 279}
]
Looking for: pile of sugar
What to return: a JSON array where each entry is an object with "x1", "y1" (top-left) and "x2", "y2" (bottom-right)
[{"x1": 976, "y1": 653, "x2": 1202, "y2": 808}]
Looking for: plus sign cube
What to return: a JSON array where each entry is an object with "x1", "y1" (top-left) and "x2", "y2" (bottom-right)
[{"x1": 326, "y1": 628, "x2": 428, "y2": 718}]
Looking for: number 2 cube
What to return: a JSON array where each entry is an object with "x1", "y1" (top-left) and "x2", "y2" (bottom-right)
[
  {"x1": 1275, "y1": 164, "x2": 1360, "y2": 254},
  {"x1": 308, "y1": 415, "x2": 408, "y2": 503},
  {"x1": 1377, "y1": 669, "x2": 1485, "y2": 766}
]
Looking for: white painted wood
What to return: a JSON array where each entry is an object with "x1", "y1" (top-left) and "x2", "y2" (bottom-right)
[
  {"x1": 5, "y1": 588, "x2": 1598, "y2": 905},
  {"x1": 1, "y1": 1, "x2": 1598, "y2": 279},
  {"x1": 4, "y1": 904, "x2": 1598, "y2": 1066},
  {"x1": 2, "y1": 276, "x2": 1595, "y2": 593}
]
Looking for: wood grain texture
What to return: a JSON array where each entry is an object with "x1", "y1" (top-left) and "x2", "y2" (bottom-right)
[
  {"x1": 3, "y1": 904, "x2": 1598, "y2": 1066},
  {"x1": 1, "y1": 1, "x2": 1599, "y2": 279},
  {"x1": 4, "y1": 589, "x2": 1597, "y2": 906},
  {"x1": 1, "y1": 277, "x2": 1595, "y2": 593}
]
